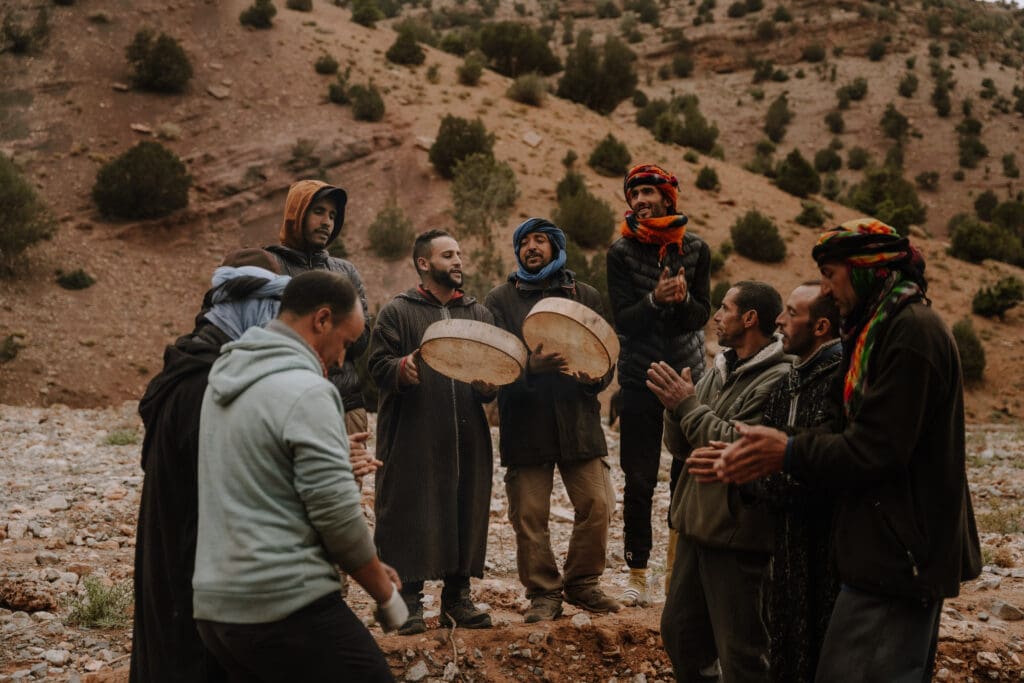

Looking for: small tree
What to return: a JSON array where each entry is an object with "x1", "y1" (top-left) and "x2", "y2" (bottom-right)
[
  {"x1": 368, "y1": 200, "x2": 415, "y2": 260},
  {"x1": 452, "y1": 154, "x2": 518, "y2": 282},
  {"x1": 898, "y1": 72, "x2": 918, "y2": 97},
  {"x1": 457, "y1": 52, "x2": 485, "y2": 86},
  {"x1": 711, "y1": 280, "x2": 732, "y2": 308},
  {"x1": 315, "y1": 53, "x2": 339, "y2": 75},
  {"x1": 802, "y1": 43, "x2": 826, "y2": 63},
  {"x1": 952, "y1": 318, "x2": 985, "y2": 384},
  {"x1": 764, "y1": 92, "x2": 793, "y2": 143},
  {"x1": 286, "y1": 0, "x2": 312, "y2": 9},
  {"x1": 847, "y1": 146, "x2": 870, "y2": 170},
  {"x1": 972, "y1": 277, "x2": 1024, "y2": 319},
  {"x1": 92, "y1": 142, "x2": 191, "y2": 220},
  {"x1": 696, "y1": 166, "x2": 720, "y2": 190},
  {"x1": 949, "y1": 216, "x2": 1022, "y2": 264},
  {"x1": 239, "y1": 0, "x2": 276, "y2": 28},
  {"x1": 429, "y1": 116, "x2": 494, "y2": 179},
  {"x1": 774, "y1": 149, "x2": 820, "y2": 198},
  {"x1": 386, "y1": 26, "x2": 425, "y2": 65},
  {"x1": 125, "y1": 30, "x2": 193, "y2": 93},
  {"x1": 0, "y1": 153, "x2": 53, "y2": 274},
  {"x1": 824, "y1": 111, "x2": 844, "y2": 134},
  {"x1": 351, "y1": 0, "x2": 382, "y2": 27},
  {"x1": 478, "y1": 22, "x2": 561, "y2": 78},
  {"x1": 588, "y1": 134, "x2": 631, "y2": 177},
  {"x1": 557, "y1": 30, "x2": 638, "y2": 115},
  {"x1": 814, "y1": 148, "x2": 842, "y2": 173},
  {"x1": 867, "y1": 39, "x2": 886, "y2": 61},
  {"x1": 349, "y1": 83, "x2": 384, "y2": 121},
  {"x1": 506, "y1": 73, "x2": 547, "y2": 106},
  {"x1": 880, "y1": 103, "x2": 909, "y2": 140},
  {"x1": 975, "y1": 190, "x2": 999, "y2": 221},
  {"x1": 731, "y1": 210, "x2": 786, "y2": 262},
  {"x1": 554, "y1": 191, "x2": 616, "y2": 249},
  {"x1": 795, "y1": 201, "x2": 827, "y2": 227}
]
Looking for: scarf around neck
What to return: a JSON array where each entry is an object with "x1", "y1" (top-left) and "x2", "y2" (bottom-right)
[{"x1": 619, "y1": 212, "x2": 689, "y2": 262}]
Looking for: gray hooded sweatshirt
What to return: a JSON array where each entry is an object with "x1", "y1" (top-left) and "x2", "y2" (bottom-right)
[{"x1": 192, "y1": 320, "x2": 375, "y2": 624}]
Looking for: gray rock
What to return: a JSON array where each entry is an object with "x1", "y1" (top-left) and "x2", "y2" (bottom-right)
[
  {"x1": 40, "y1": 495, "x2": 69, "y2": 512},
  {"x1": 207, "y1": 85, "x2": 231, "y2": 100},
  {"x1": 979, "y1": 612, "x2": 989, "y2": 622},
  {"x1": 7, "y1": 521, "x2": 29, "y2": 539},
  {"x1": 42, "y1": 649, "x2": 69, "y2": 665},
  {"x1": 30, "y1": 663, "x2": 47, "y2": 676},
  {"x1": 935, "y1": 668, "x2": 951, "y2": 681},
  {"x1": 977, "y1": 651, "x2": 1001, "y2": 669},
  {"x1": 442, "y1": 661, "x2": 458, "y2": 681},
  {"x1": 976, "y1": 577, "x2": 1002, "y2": 591},
  {"x1": 527, "y1": 631, "x2": 546, "y2": 645},
  {"x1": 992, "y1": 600, "x2": 1024, "y2": 621},
  {"x1": 406, "y1": 660, "x2": 429, "y2": 682},
  {"x1": 632, "y1": 675, "x2": 648, "y2": 683},
  {"x1": 571, "y1": 613, "x2": 591, "y2": 628}
]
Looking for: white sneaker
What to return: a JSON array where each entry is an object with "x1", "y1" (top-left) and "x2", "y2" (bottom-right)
[{"x1": 620, "y1": 570, "x2": 651, "y2": 607}]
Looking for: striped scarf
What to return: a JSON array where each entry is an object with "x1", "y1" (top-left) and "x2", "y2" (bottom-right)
[{"x1": 619, "y1": 213, "x2": 689, "y2": 262}]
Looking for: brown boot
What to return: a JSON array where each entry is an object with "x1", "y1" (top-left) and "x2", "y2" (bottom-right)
[{"x1": 564, "y1": 585, "x2": 622, "y2": 613}]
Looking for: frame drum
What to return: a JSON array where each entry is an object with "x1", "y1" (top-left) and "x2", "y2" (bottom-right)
[
  {"x1": 419, "y1": 319, "x2": 527, "y2": 385},
  {"x1": 521, "y1": 299, "x2": 619, "y2": 379}
]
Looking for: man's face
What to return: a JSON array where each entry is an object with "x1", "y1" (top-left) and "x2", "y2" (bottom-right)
[
  {"x1": 301, "y1": 197, "x2": 337, "y2": 251},
  {"x1": 626, "y1": 184, "x2": 671, "y2": 219},
  {"x1": 777, "y1": 285, "x2": 820, "y2": 359},
  {"x1": 321, "y1": 306, "x2": 366, "y2": 368},
  {"x1": 713, "y1": 287, "x2": 746, "y2": 348},
  {"x1": 819, "y1": 262, "x2": 858, "y2": 318},
  {"x1": 518, "y1": 232, "x2": 554, "y2": 274},
  {"x1": 422, "y1": 236, "x2": 463, "y2": 289}
]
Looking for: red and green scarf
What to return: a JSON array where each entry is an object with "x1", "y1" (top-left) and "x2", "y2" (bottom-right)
[{"x1": 619, "y1": 213, "x2": 689, "y2": 261}]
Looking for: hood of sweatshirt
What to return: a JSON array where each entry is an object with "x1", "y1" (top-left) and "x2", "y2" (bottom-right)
[
  {"x1": 278, "y1": 179, "x2": 347, "y2": 251},
  {"x1": 206, "y1": 324, "x2": 322, "y2": 407}
]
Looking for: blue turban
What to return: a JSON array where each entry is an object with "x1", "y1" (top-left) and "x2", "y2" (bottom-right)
[
  {"x1": 203, "y1": 266, "x2": 291, "y2": 341},
  {"x1": 512, "y1": 218, "x2": 567, "y2": 284}
]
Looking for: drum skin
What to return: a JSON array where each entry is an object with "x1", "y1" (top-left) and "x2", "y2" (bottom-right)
[
  {"x1": 521, "y1": 298, "x2": 619, "y2": 379},
  {"x1": 419, "y1": 319, "x2": 527, "y2": 386}
]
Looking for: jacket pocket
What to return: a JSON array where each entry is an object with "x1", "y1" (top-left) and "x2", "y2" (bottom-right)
[{"x1": 873, "y1": 500, "x2": 921, "y2": 580}]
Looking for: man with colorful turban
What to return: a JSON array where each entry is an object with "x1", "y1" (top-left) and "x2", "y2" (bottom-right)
[
  {"x1": 715, "y1": 219, "x2": 982, "y2": 680},
  {"x1": 606, "y1": 163, "x2": 712, "y2": 606},
  {"x1": 485, "y1": 218, "x2": 620, "y2": 623}
]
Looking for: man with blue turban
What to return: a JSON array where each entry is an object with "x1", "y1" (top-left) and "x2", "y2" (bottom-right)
[{"x1": 484, "y1": 218, "x2": 621, "y2": 623}]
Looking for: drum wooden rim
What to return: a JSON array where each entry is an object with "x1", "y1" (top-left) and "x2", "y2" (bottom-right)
[
  {"x1": 419, "y1": 319, "x2": 527, "y2": 386},
  {"x1": 522, "y1": 299, "x2": 619, "y2": 378}
]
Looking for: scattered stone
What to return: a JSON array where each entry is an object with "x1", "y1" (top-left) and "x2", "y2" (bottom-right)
[
  {"x1": 414, "y1": 136, "x2": 434, "y2": 151},
  {"x1": 992, "y1": 600, "x2": 1024, "y2": 621},
  {"x1": 7, "y1": 521, "x2": 29, "y2": 539},
  {"x1": 979, "y1": 612, "x2": 989, "y2": 622},
  {"x1": 942, "y1": 607, "x2": 965, "y2": 621},
  {"x1": 30, "y1": 611, "x2": 54, "y2": 621},
  {"x1": 41, "y1": 495, "x2": 69, "y2": 512},
  {"x1": 631, "y1": 675, "x2": 647, "y2": 683},
  {"x1": 111, "y1": 82, "x2": 130, "y2": 92},
  {"x1": 34, "y1": 551, "x2": 60, "y2": 567},
  {"x1": 156, "y1": 123, "x2": 183, "y2": 141},
  {"x1": 528, "y1": 631, "x2": 546, "y2": 645},
  {"x1": 976, "y1": 577, "x2": 1002, "y2": 591},
  {"x1": 977, "y1": 651, "x2": 1001, "y2": 669},
  {"x1": 30, "y1": 662, "x2": 48, "y2": 677},
  {"x1": 935, "y1": 668, "x2": 951, "y2": 681},
  {"x1": 83, "y1": 660, "x2": 104, "y2": 672},
  {"x1": 522, "y1": 131, "x2": 542, "y2": 148},
  {"x1": 65, "y1": 563, "x2": 94, "y2": 577},
  {"x1": 571, "y1": 613, "x2": 591, "y2": 628},
  {"x1": 42, "y1": 649, "x2": 69, "y2": 665},
  {"x1": 550, "y1": 506, "x2": 574, "y2": 523},
  {"x1": 130, "y1": 123, "x2": 153, "y2": 135},
  {"x1": 442, "y1": 661, "x2": 458, "y2": 681},
  {"x1": 0, "y1": 578, "x2": 57, "y2": 612},
  {"x1": 405, "y1": 660, "x2": 429, "y2": 681},
  {"x1": 207, "y1": 85, "x2": 231, "y2": 100}
]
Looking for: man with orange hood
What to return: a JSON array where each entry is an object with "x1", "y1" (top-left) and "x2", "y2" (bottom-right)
[
  {"x1": 266, "y1": 180, "x2": 371, "y2": 440},
  {"x1": 606, "y1": 164, "x2": 711, "y2": 606}
]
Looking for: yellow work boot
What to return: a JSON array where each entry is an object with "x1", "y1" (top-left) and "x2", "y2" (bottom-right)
[{"x1": 620, "y1": 568, "x2": 650, "y2": 607}]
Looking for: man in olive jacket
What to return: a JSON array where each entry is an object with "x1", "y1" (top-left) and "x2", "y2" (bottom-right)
[
  {"x1": 648, "y1": 281, "x2": 789, "y2": 682},
  {"x1": 485, "y1": 218, "x2": 620, "y2": 623},
  {"x1": 717, "y1": 220, "x2": 982, "y2": 681}
]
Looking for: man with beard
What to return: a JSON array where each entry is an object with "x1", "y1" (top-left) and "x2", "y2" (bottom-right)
[
  {"x1": 606, "y1": 164, "x2": 711, "y2": 606},
  {"x1": 266, "y1": 180, "x2": 372, "y2": 442},
  {"x1": 649, "y1": 281, "x2": 789, "y2": 682},
  {"x1": 715, "y1": 219, "x2": 981, "y2": 681},
  {"x1": 484, "y1": 218, "x2": 620, "y2": 623},
  {"x1": 368, "y1": 229, "x2": 497, "y2": 635}
]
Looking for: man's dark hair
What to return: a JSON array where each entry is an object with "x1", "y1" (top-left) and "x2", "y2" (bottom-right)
[
  {"x1": 733, "y1": 280, "x2": 784, "y2": 337},
  {"x1": 801, "y1": 280, "x2": 840, "y2": 339},
  {"x1": 412, "y1": 229, "x2": 451, "y2": 271},
  {"x1": 280, "y1": 271, "x2": 357, "y2": 321}
]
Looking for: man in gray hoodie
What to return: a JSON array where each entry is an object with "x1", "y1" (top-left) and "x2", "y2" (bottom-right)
[{"x1": 193, "y1": 271, "x2": 406, "y2": 682}]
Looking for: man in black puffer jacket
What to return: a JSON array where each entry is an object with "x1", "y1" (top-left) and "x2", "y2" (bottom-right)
[
  {"x1": 265, "y1": 179, "x2": 371, "y2": 439},
  {"x1": 606, "y1": 164, "x2": 711, "y2": 606}
]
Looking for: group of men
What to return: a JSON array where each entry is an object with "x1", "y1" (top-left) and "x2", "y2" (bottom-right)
[{"x1": 131, "y1": 160, "x2": 981, "y2": 682}]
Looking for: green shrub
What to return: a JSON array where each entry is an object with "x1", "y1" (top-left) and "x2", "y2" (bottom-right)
[
  {"x1": 125, "y1": 30, "x2": 193, "y2": 93},
  {"x1": 64, "y1": 576, "x2": 133, "y2": 628},
  {"x1": 588, "y1": 134, "x2": 631, "y2": 177},
  {"x1": 711, "y1": 280, "x2": 731, "y2": 308},
  {"x1": 867, "y1": 39, "x2": 886, "y2": 61},
  {"x1": 286, "y1": 0, "x2": 312, "y2": 9},
  {"x1": 958, "y1": 134, "x2": 988, "y2": 169},
  {"x1": 915, "y1": 171, "x2": 939, "y2": 191},
  {"x1": 673, "y1": 54, "x2": 694, "y2": 78},
  {"x1": 429, "y1": 116, "x2": 494, "y2": 179},
  {"x1": 824, "y1": 110, "x2": 844, "y2": 134},
  {"x1": 239, "y1": 0, "x2": 276, "y2": 28},
  {"x1": 774, "y1": 149, "x2": 820, "y2": 198},
  {"x1": 315, "y1": 53, "x2": 339, "y2": 75},
  {"x1": 847, "y1": 146, "x2": 870, "y2": 170},
  {"x1": 836, "y1": 78, "x2": 868, "y2": 108},
  {"x1": 452, "y1": 153, "x2": 518, "y2": 283},
  {"x1": 92, "y1": 141, "x2": 191, "y2": 220},
  {"x1": 727, "y1": 1, "x2": 747, "y2": 18},
  {"x1": 349, "y1": 83, "x2": 384, "y2": 121},
  {"x1": 975, "y1": 190, "x2": 999, "y2": 221},
  {"x1": 730, "y1": 210, "x2": 786, "y2": 262},
  {"x1": 104, "y1": 429, "x2": 138, "y2": 446},
  {"x1": 931, "y1": 82, "x2": 951, "y2": 116},
  {"x1": 846, "y1": 167, "x2": 926, "y2": 235},
  {"x1": 556, "y1": 170, "x2": 586, "y2": 201},
  {"x1": 898, "y1": 72, "x2": 918, "y2": 97},
  {"x1": 814, "y1": 148, "x2": 842, "y2": 173},
  {"x1": 952, "y1": 318, "x2": 985, "y2": 385},
  {"x1": 386, "y1": 26, "x2": 426, "y2": 65},
  {"x1": 597, "y1": 0, "x2": 622, "y2": 18},
  {"x1": 557, "y1": 31, "x2": 637, "y2": 115},
  {"x1": 755, "y1": 20, "x2": 776, "y2": 42},
  {"x1": 1002, "y1": 153, "x2": 1020, "y2": 179},
  {"x1": 625, "y1": 0, "x2": 659, "y2": 23},
  {"x1": 972, "y1": 277, "x2": 1024, "y2": 319},
  {"x1": 993, "y1": 200, "x2": 1024, "y2": 234},
  {"x1": 802, "y1": 43, "x2": 826, "y2": 62},
  {"x1": 772, "y1": 5, "x2": 791, "y2": 21},
  {"x1": 764, "y1": 92, "x2": 793, "y2": 143},
  {"x1": 795, "y1": 201, "x2": 827, "y2": 227},
  {"x1": 0, "y1": 153, "x2": 53, "y2": 274},
  {"x1": 457, "y1": 52, "x2": 485, "y2": 86},
  {"x1": 696, "y1": 166, "x2": 719, "y2": 191},
  {"x1": 880, "y1": 103, "x2": 909, "y2": 140},
  {"x1": 327, "y1": 71, "x2": 350, "y2": 104},
  {"x1": 553, "y1": 191, "x2": 616, "y2": 248},
  {"x1": 440, "y1": 29, "x2": 475, "y2": 56},
  {"x1": 479, "y1": 21, "x2": 560, "y2": 77},
  {"x1": 368, "y1": 200, "x2": 415, "y2": 260},
  {"x1": 350, "y1": 0, "x2": 382, "y2": 26},
  {"x1": 56, "y1": 268, "x2": 95, "y2": 290},
  {"x1": 2, "y1": 6, "x2": 49, "y2": 54},
  {"x1": 506, "y1": 73, "x2": 547, "y2": 106},
  {"x1": 949, "y1": 215, "x2": 1022, "y2": 264}
]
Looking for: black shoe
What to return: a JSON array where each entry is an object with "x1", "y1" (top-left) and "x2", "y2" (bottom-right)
[
  {"x1": 440, "y1": 598, "x2": 492, "y2": 629},
  {"x1": 397, "y1": 593, "x2": 425, "y2": 635}
]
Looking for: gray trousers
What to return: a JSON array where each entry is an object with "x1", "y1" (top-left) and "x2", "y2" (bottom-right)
[
  {"x1": 661, "y1": 534, "x2": 771, "y2": 683},
  {"x1": 505, "y1": 458, "x2": 614, "y2": 598},
  {"x1": 815, "y1": 586, "x2": 942, "y2": 682}
]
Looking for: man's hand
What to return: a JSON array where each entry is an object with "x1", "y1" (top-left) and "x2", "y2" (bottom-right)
[
  {"x1": 348, "y1": 431, "x2": 382, "y2": 481},
  {"x1": 715, "y1": 422, "x2": 788, "y2": 484},
  {"x1": 686, "y1": 441, "x2": 728, "y2": 483},
  {"x1": 645, "y1": 361, "x2": 695, "y2": 410},
  {"x1": 528, "y1": 342, "x2": 568, "y2": 375},
  {"x1": 398, "y1": 350, "x2": 421, "y2": 386},
  {"x1": 471, "y1": 380, "x2": 498, "y2": 396},
  {"x1": 573, "y1": 370, "x2": 599, "y2": 384},
  {"x1": 652, "y1": 267, "x2": 688, "y2": 305}
]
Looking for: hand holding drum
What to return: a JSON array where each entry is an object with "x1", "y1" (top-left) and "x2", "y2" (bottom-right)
[{"x1": 521, "y1": 299, "x2": 619, "y2": 381}]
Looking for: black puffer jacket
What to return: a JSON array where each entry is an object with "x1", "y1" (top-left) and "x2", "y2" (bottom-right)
[
  {"x1": 606, "y1": 232, "x2": 711, "y2": 390},
  {"x1": 265, "y1": 244, "x2": 370, "y2": 411}
]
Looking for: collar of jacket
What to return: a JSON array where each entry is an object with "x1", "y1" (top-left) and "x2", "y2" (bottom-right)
[
  {"x1": 713, "y1": 335, "x2": 786, "y2": 383},
  {"x1": 398, "y1": 285, "x2": 474, "y2": 307},
  {"x1": 266, "y1": 244, "x2": 330, "y2": 269},
  {"x1": 510, "y1": 268, "x2": 577, "y2": 294}
]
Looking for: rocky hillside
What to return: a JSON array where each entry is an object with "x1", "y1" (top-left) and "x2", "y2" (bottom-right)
[{"x1": 0, "y1": 0, "x2": 1023, "y2": 419}]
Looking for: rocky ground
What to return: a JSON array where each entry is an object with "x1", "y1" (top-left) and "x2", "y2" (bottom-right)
[{"x1": 1, "y1": 403, "x2": 1023, "y2": 681}]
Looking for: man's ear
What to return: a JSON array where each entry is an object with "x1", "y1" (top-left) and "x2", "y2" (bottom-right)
[
  {"x1": 312, "y1": 306, "x2": 333, "y2": 333},
  {"x1": 415, "y1": 256, "x2": 428, "y2": 275},
  {"x1": 812, "y1": 317, "x2": 831, "y2": 339},
  {"x1": 742, "y1": 309, "x2": 758, "y2": 330}
]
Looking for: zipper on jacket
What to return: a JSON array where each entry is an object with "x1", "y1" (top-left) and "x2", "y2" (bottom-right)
[{"x1": 874, "y1": 500, "x2": 920, "y2": 579}]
